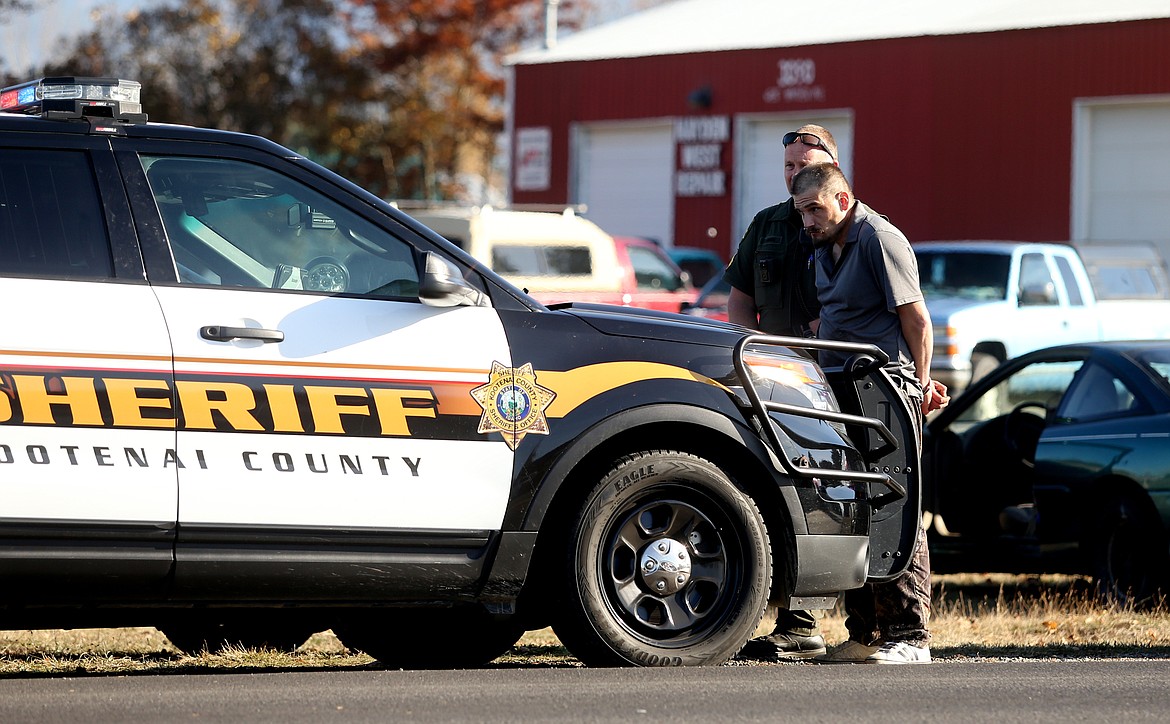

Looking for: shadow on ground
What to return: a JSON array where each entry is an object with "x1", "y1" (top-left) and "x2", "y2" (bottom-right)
[{"x1": 934, "y1": 643, "x2": 1170, "y2": 660}]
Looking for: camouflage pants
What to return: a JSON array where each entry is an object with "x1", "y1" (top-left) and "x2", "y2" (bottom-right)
[
  {"x1": 843, "y1": 524, "x2": 932, "y2": 646},
  {"x1": 844, "y1": 375, "x2": 931, "y2": 646}
]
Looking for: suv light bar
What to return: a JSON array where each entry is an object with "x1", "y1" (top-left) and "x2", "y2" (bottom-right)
[{"x1": 0, "y1": 76, "x2": 146, "y2": 123}]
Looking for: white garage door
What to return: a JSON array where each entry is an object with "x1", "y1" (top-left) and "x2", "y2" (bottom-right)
[
  {"x1": 1073, "y1": 98, "x2": 1170, "y2": 261},
  {"x1": 573, "y1": 122, "x2": 674, "y2": 245},
  {"x1": 734, "y1": 113, "x2": 853, "y2": 256}
]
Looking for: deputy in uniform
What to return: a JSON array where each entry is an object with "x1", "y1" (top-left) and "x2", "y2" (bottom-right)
[{"x1": 725, "y1": 124, "x2": 839, "y2": 660}]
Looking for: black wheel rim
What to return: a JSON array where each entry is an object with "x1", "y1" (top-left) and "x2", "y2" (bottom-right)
[{"x1": 596, "y1": 484, "x2": 744, "y2": 646}]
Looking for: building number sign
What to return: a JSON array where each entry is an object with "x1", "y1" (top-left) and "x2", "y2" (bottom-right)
[{"x1": 765, "y1": 58, "x2": 826, "y2": 104}]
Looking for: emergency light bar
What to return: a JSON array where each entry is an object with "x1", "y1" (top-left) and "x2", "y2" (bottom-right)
[{"x1": 0, "y1": 76, "x2": 146, "y2": 123}]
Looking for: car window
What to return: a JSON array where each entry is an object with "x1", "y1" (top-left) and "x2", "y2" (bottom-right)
[
  {"x1": 1054, "y1": 256, "x2": 1083, "y2": 306},
  {"x1": 626, "y1": 244, "x2": 684, "y2": 291},
  {"x1": 1018, "y1": 253, "x2": 1056, "y2": 305},
  {"x1": 916, "y1": 251, "x2": 1011, "y2": 301},
  {"x1": 954, "y1": 359, "x2": 1083, "y2": 430},
  {"x1": 141, "y1": 156, "x2": 419, "y2": 297},
  {"x1": 1133, "y1": 348, "x2": 1170, "y2": 391},
  {"x1": 1094, "y1": 266, "x2": 1165, "y2": 299},
  {"x1": 0, "y1": 149, "x2": 113, "y2": 279},
  {"x1": 1149, "y1": 361, "x2": 1170, "y2": 387},
  {"x1": 491, "y1": 244, "x2": 591, "y2": 276},
  {"x1": 1055, "y1": 363, "x2": 1136, "y2": 422}
]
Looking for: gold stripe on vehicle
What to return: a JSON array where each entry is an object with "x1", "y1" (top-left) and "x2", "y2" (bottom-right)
[{"x1": 540, "y1": 361, "x2": 727, "y2": 418}]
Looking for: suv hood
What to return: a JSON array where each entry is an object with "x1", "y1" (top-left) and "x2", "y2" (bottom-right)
[{"x1": 555, "y1": 302, "x2": 749, "y2": 348}]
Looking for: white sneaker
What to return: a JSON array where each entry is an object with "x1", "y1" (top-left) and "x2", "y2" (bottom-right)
[
  {"x1": 813, "y1": 639, "x2": 880, "y2": 664},
  {"x1": 866, "y1": 640, "x2": 931, "y2": 664}
]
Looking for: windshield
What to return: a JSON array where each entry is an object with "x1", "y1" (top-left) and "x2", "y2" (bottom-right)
[{"x1": 916, "y1": 251, "x2": 1011, "y2": 301}]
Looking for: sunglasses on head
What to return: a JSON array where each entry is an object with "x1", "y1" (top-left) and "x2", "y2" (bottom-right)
[{"x1": 782, "y1": 131, "x2": 834, "y2": 160}]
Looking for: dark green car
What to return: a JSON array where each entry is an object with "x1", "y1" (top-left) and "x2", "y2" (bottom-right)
[{"x1": 923, "y1": 341, "x2": 1170, "y2": 601}]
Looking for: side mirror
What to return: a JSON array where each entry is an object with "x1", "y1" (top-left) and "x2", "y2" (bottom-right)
[
  {"x1": 1018, "y1": 281, "x2": 1057, "y2": 306},
  {"x1": 418, "y1": 252, "x2": 489, "y2": 308}
]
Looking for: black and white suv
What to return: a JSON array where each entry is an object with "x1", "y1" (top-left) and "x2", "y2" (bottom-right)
[{"x1": 0, "y1": 77, "x2": 920, "y2": 667}]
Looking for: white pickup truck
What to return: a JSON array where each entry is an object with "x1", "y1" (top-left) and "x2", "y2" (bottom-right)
[{"x1": 914, "y1": 241, "x2": 1170, "y2": 392}]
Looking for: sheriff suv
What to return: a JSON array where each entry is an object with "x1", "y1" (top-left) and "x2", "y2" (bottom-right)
[{"x1": 0, "y1": 77, "x2": 920, "y2": 668}]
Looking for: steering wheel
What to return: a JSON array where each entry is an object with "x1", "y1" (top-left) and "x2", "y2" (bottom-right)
[{"x1": 1003, "y1": 400, "x2": 1047, "y2": 468}]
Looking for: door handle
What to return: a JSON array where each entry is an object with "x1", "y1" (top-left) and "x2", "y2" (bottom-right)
[{"x1": 200, "y1": 325, "x2": 285, "y2": 343}]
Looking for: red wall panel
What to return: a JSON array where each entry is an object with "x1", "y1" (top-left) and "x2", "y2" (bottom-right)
[{"x1": 512, "y1": 18, "x2": 1170, "y2": 253}]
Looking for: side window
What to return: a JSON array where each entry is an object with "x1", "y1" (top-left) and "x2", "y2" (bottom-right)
[
  {"x1": 546, "y1": 246, "x2": 592, "y2": 275},
  {"x1": 0, "y1": 149, "x2": 113, "y2": 279},
  {"x1": 492, "y1": 245, "x2": 543, "y2": 275},
  {"x1": 1091, "y1": 264, "x2": 1167, "y2": 300},
  {"x1": 1054, "y1": 256, "x2": 1084, "y2": 306},
  {"x1": 1018, "y1": 253, "x2": 1057, "y2": 306},
  {"x1": 141, "y1": 156, "x2": 419, "y2": 298},
  {"x1": 955, "y1": 359, "x2": 1083, "y2": 428},
  {"x1": 491, "y1": 244, "x2": 591, "y2": 276},
  {"x1": 626, "y1": 244, "x2": 684, "y2": 291},
  {"x1": 1056, "y1": 363, "x2": 1136, "y2": 422}
]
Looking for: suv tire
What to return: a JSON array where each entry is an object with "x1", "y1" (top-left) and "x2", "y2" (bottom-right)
[
  {"x1": 1091, "y1": 493, "x2": 1168, "y2": 606},
  {"x1": 553, "y1": 450, "x2": 770, "y2": 666}
]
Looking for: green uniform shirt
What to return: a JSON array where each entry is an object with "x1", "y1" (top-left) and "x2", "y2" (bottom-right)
[{"x1": 724, "y1": 199, "x2": 820, "y2": 336}]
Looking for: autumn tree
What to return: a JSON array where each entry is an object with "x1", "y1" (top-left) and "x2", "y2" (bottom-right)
[
  {"x1": 41, "y1": 0, "x2": 355, "y2": 142},
  {"x1": 0, "y1": 0, "x2": 30, "y2": 15},
  {"x1": 325, "y1": 0, "x2": 590, "y2": 200},
  {"x1": 0, "y1": 0, "x2": 34, "y2": 82},
  {"x1": 38, "y1": 0, "x2": 588, "y2": 201}
]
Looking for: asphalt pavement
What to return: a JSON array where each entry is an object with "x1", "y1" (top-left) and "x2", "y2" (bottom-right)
[{"x1": 1, "y1": 659, "x2": 1168, "y2": 723}]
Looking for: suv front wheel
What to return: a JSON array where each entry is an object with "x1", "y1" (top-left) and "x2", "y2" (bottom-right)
[{"x1": 553, "y1": 450, "x2": 771, "y2": 666}]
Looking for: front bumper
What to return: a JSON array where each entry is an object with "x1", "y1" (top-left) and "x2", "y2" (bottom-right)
[{"x1": 791, "y1": 534, "x2": 869, "y2": 599}]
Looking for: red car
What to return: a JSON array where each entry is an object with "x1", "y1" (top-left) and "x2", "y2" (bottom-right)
[{"x1": 610, "y1": 235, "x2": 698, "y2": 312}]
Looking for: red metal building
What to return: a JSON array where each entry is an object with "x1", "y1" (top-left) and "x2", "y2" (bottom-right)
[{"x1": 508, "y1": 1, "x2": 1170, "y2": 261}]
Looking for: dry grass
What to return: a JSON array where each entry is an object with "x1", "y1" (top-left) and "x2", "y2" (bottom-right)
[
  {"x1": 899, "y1": 572, "x2": 1170, "y2": 660},
  {"x1": 0, "y1": 628, "x2": 373, "y2": 676},
  {"x1": 0, "y1": 574, "x2": 1166, "y2": 674}
]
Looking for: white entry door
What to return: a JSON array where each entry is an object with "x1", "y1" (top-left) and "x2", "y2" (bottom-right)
[
  {"x1": 1073, "y1": 97, "x2": 1170, "y2": 263},
  {"x1": 734, "y1": 114, "x2": 853, "y2": 256},
  {"x1": 574, "y1": 122, "x2": 674, "y2": 245}
]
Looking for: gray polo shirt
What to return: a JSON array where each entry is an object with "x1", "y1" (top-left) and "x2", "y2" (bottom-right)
[{"x1": 815, "y1": 202, "x2": 923, "y2": 380}]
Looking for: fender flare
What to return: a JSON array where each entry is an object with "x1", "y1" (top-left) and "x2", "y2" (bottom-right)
[
  {"x1": 481, "y1": 403, "x2": 806, "y2": 609},
  {"x1": 521, "y1": 402, "x2": 794, "y2": 532}
]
